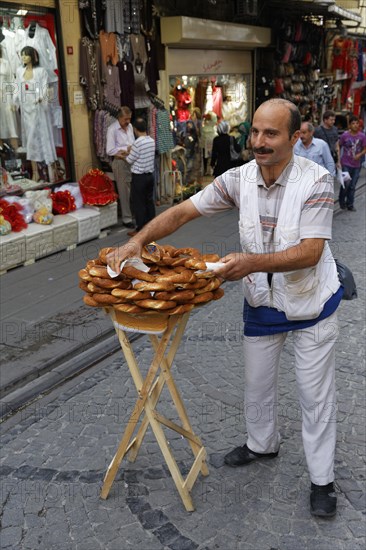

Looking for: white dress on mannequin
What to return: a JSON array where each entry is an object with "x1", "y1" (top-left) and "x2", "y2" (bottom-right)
[
  {"x1": 0, "y1": 57, "x2": 18, "y2": 139},
  {"x1": 16, "y1": 23, "x2": 63, "y2": 147},
  {"x1": 14, "y1": 65, "x2": 57, "y2": 164}
]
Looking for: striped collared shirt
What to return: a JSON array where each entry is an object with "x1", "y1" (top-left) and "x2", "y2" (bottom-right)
[
  {"x1": 191, "y1": 156, "x2": 334, "y2": 254},
  {"x1": 126, "y1": 135, "x2": 155, "y2": 174}
]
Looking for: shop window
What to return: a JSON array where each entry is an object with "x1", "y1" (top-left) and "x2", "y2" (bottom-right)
[
  {"x1": 0, "y1": 4, "x2": 71, "y2": 196},
  {"x1": 169, "y1": 73, "x2": 250, "y2": 189}
]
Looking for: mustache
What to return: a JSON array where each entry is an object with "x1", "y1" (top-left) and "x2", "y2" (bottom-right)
[{"x1": 253, "y1": 147, "x2": 274, "y2": 154}]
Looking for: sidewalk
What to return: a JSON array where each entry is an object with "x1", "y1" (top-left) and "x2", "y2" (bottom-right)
[{"x1": 0, "y1": 189, "x2": 365, "y2": 549}]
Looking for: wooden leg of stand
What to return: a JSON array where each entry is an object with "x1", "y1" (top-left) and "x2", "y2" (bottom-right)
[
  {"x1": 150, "y1": 314, "x2": 209, "y2": 477},
  {"x1": 128, "y1": 313, "x2": 188, "y2": 463},
  {"x1": 101, "y1": 316, "x2": 178, "y2": 500}
]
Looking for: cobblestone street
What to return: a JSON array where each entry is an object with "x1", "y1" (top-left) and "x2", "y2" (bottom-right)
[{"x1": 0, "y1": 190, "x2": 365, "y2": 550}]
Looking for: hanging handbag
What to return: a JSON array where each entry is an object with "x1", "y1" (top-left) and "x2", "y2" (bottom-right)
[{"x1": 335, "y1": 259, "x2": 357, "y2": 300}]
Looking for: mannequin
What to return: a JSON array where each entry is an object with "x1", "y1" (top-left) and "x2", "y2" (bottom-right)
[
  {"x1": 13, "y1": 46, "x2": 57, "y2": 182},
  {"x1": 0, "y1": 45, "x2": 19, "y2": 151}
]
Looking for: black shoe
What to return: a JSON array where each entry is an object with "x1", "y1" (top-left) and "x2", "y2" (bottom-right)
[
  {"x1": 310, "y1": 482, "x2": 337, "y2": 517},
  {"x1": 122, "y1": 222, "x2": 135, "y2": 228},
  {"x1": 347, "y1": 206, "x2": 356, "y2": 212},
  {"x1": 339, "y1": 203, "x2": 347, "y2": 210},
  {"x1": 224, "y1": 444, "x2": 279, "y2": 467}
]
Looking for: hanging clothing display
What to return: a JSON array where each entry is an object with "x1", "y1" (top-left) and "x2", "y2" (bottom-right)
[
  {"x1": 104, "y1": 0, "x2": 124, "y2": 34},
  {"x1": 117, "y1": 57, "x2": 134, "y2": 109},
  {"x1": 103, "y1": 64, "x2": 121, "y2": 108},
  {"x1": 19, "y1": 23, "x2": 58, "y2": 83},
  {"x1": 79, "y1": 0, "x2": 106, "y2": 40},
  {"x1": 99, "y1": 30, "x2": 118, "y2": 66},
  {"x1": 123, "y1": 0, "x2": 141, "y2": 34},
  {"x1": 79, "y1": 36, "x2": 103, "y2": 110},
  {"x1": 0, "y1": 55, "x2": 18, "y2": 139},
  {"x1": 14, "y1": 65, "x2": 57, "y2": 165}
]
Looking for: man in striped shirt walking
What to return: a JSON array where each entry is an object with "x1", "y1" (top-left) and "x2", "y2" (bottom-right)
[{"x1": 123, "y1": 117, "x2": 156, "y2": 236}]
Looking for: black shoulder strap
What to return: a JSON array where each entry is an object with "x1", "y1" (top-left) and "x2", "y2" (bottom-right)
[{"x1": 321, "y1": 126, "x2": 331, "y2": 147}]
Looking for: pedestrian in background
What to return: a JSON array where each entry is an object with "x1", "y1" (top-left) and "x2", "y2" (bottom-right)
[
  {"x1": 314, "y1": 110, "x2": 341, "y2": 168},
  {"x1": 108, "y1": 99, "x2": 343, "y2": 518},
  {"x1": 338, "y1": 116, "x2": 366, "y2": 212},
  {"x1": 210, "y1": 121, "x2": 241, "y2": 177},
  {"x1": 106, "y1": 106, "x2": 135, "y2": 229},
  {"x1": 294, "y1": 121, "x2": 336, "y2": 176},
  {"x1": 122, "y1": 117, "x2": 156, "y2": 236}
]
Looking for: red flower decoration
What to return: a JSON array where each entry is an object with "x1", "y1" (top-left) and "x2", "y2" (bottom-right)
[
  {"x1": 78, "y1": 169, "x2": 118, "y2": 206},
  {"x1": 51, "y1": 190, "x2": 76, "y2": 215},
  {"x1": 0, "y1": 199, "x2": 28, "y2": 232}
]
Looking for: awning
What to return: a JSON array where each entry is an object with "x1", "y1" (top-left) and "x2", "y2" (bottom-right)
[
  {"x1": 160, "y1": 16, "x2": 271, "y2": 49},
  {"x1": 328, "y1": 3, "x2": 362, "y2": 23}
]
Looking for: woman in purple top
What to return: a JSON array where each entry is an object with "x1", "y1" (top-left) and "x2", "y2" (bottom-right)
[{"x1": 339, "y1": 116, "x2": 366, "y2": 211}]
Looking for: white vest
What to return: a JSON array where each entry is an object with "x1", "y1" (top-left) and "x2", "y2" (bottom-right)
[{"x1": 238, "y1": 158, "x2": 340, "y2": 320}]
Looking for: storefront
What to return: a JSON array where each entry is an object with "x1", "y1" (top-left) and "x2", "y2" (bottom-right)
[
  {"x1": 0, "y1": 0, "x2": 116, "y2": 272},
  {"x1": 0, "y1": 0, "x2": 97, "y2": 189},
  {"x1": 0, "y1": 0, "x2": 75, "y2": 189},
  {"x1": 159, "y1": 16, "x2": 270, "y2": 190}
]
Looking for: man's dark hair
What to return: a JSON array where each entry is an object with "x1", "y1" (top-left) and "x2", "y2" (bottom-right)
[
  {"x1": 323, "y1": 110, "x2": 336, "y2": 121},
  {"x1": 134, "y1": 117, "x2": 147, "y2": 132},
  {"x1": 349, "y1": 115, "x2": 359, "y2": 124},
  {"x1": 287, "y1": 103, "x2": 302, "y2": 138}
]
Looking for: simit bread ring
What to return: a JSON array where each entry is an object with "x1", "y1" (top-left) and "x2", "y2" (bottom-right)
[
  {"x1": 160, "y1": 244, "x2": 177, "y2": 256},
  {"x1": 92, "y1": 293, "x2": 126, "y2": 304},
  {"x1": 154, "y1": 290, "x2": 195, "y2": 303},
  {"x1": 90, "y1": 277, "x2": 132, "y2": 290},
  {"x1": 98, "y1": 247, "x2": 115, "y2": 265},
  {"x1": 195, "y1": 270, "x2": 216, "y2": 279},
  {"x1": 83, "y1": 294, "x2": 103, "y2": 307},
  {"x1": 141, "y1": 242, "x2": 162, "y2": 263},
  {"x1": 79, "y1": 268, "x2": 92, "y2": 281},
  {"x1": 195, "y1": 277, "x2": 222, "y2": 294},
  {"x1": 134, "y1": 281, "x2": 175, "y2": 292},
  {"x1": 177, "y1": 279, "x2": 208, "y2": 290},
  {"x1": 88, "y1": 265, "x2": 111, "y2": 279},
  {"x1": 170, "y1": 257, "x2": 191, "y2": 267},
  {"x1": 168, "y1": 304, "x2": 195, "y2": 315},
  {"x1": 137, "y1": 299, "x2": 177, "y2": 310},
  {"x1": 121, "y1": 265, "x2": 156, "y2": 282},
  {"x1": 111, "y1": 288, "x2": 152, "y2": 300},
  {"x1": 173, "y1": 247, "x2": 201, "y2": 258},
  {"x1": 87, "y1": 282, "x2": 112, "y2": 294},
  {"x1": 191, "y1": 291, "x2": 214, "y2": 304},
  {"x1": 158, "y1": 265, "x2": 172, "y2": 275},
  {"x1": 86, "y1": 259, "x2": 104, "y2": 269},
  {"x1": 114, "y1": 303, "x2": 145, "y2": 314},
  {"x1": 202, "y1": 253, "x2": 221, "y2": 262},
  {"x1": 184, "y1": 258, "x2": 207, "y2": 270},
  {"x1": 156, "y1": 270, "x2": 197, "y2": 284},
  {"x1": 212, "y1": 287, "x2": 225, "y2": 300},
  {"x1": 79, "y1": 280, "x2": 90, "y2": 292}
]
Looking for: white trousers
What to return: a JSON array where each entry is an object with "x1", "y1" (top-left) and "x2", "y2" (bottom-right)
[
  {"x1": 244, "y1": 311, "x2": 338, "y2": 485},
  {"x1": 112, "y1": 158, "x2": 133, "y2": 224}
]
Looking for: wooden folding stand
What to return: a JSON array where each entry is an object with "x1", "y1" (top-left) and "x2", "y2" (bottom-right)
[{"x1": 100, "y1": 308, "x2": 209, "y2": 512}]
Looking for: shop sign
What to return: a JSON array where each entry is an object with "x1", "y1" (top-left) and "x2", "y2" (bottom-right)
[{"x1": 202, "y1": 59, "x2": 223, "y2": 73}]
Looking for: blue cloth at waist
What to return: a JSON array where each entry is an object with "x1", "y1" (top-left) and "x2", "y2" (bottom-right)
[{"x1": 243, "y1": 286, "x2": 344, "y2": 336}]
